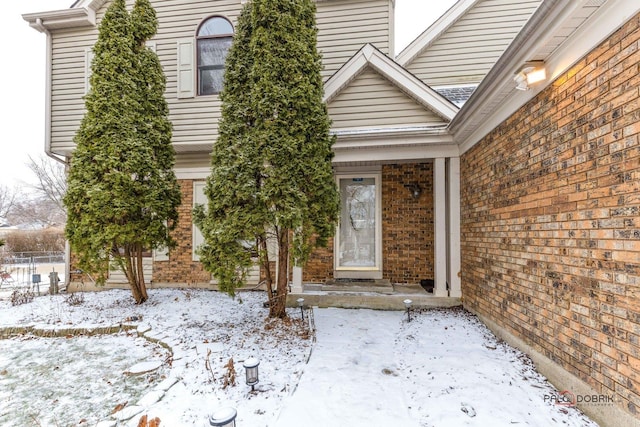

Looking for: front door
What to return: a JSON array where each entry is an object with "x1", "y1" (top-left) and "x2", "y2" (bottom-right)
[{"x1": 335, "y1": 174, "x2": 382, "y2": 279}]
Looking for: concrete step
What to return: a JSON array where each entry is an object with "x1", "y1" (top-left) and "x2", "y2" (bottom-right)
[
  {"x1": 287, "y1": 292, "x2": 461, "y2": 310},
  {"x1": 288, "y1": 281, "x2": 460, "y2": 310}
]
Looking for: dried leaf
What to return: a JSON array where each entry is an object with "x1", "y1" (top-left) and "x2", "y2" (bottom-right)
[{"x1": 112, "y1": 401, "x2": 128, "y2": 414}]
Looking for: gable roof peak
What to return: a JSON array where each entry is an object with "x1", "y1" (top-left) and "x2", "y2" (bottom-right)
[{"x1": 324, "y1": 43, "x2": 458, "y2": 121}]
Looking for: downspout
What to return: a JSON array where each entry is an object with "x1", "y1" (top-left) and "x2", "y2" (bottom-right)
[
  {"x1": 34, "y1": 18, "x2": 71, "y2": 288},
  {"x1": 34, "y1": 19, "x2": 64, "y2": 165}
]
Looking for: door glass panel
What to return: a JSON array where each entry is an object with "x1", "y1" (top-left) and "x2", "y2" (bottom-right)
[{"x1": 338, "y1": 178, "x2": 376, "y2": 268}]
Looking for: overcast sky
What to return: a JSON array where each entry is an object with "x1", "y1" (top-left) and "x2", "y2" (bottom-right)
[{"x1": 1, "y1": 0, "x2": 456, "y2": 190}]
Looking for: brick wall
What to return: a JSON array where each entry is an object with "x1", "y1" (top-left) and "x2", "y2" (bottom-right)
[
  {"x1": 382, "y1": 163, "x2": 434, "y2": 283},
  {"x1": 304, "y1": 238, "x2": 334, "y2": 282},
  {"x1": 461, "y1": 15, "x2": 640, "y2": 418},
  {"x1": 153, "y1": 179, "x2": 211, "y2": 285},
  {"x1": 305, "y1": 163, "x2": 435, "y2": 283}
]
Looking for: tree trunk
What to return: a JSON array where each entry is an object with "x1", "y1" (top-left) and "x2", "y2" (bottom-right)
[
  {"x1": 135, "y1": 243, "x2": 148, "y2": 302},
  {"x1": 270, "y1": 230, "x2": 289, "y2": 318},
  {"x1": 122, "y1": 243, "x2": 147, "y2": 304},
  {"x1": 259, "y1": 236, "x2": 275, "y2": 307}
]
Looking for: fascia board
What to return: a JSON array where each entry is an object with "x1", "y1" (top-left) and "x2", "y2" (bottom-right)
[
  {"x1": 545, "y1": 0, "x2": 640, "y2": 85},
  {"x1": 86, "y1": 0, "x2": 110, "y2": 13},
  {"x1": 23, "y1": 0, "x2": 109, "y2": 31},
  {"x1": 450, "y1": 0, "x2": 580, "y2": 146},
  {"x1": 174, "y1": 168, "x2": 211, "y2": 180},
  {"x1": 333, "y1": 129, "x2": 452, "y2": 146},
  {"x1": 72, "y1": 0, "x2": 109, "y2": 11},
  {"x1": 332, "y1": 144, "x2": 460, "y2": 164}
]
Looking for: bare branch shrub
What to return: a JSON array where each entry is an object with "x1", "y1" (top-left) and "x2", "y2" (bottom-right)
[{"x1": 3, "y1": 229, "x2": 65, "y2": 253}]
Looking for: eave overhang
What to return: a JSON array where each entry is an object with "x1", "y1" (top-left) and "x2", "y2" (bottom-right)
[
  {"x1": 23, "y1": 0, "x2": 110, "y2": 32},
  {"x1": 450, "y1": 0, "x2": 640, "y2": 154},
  {"x1": 330, "y1": 125, "x2": 458, "y2": 164},
  {"x1": 22, "y1": 8, "x2": 96, "y2": 32}
]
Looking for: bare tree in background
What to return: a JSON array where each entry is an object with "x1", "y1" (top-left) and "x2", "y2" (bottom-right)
[
  {"x1": 0, "y1": 157, "x2": 67, "y2": 256},
  {"x1": 7, "y1": 198, "x2": 66, "y2": 228},
  {"x1": 27, "y1": 155, "x2": 67, "y2": 215},
  {"x1": 1, "y1": 156, "x2": 67, "y2": 229},
  {"x1": 0, "y1": 185, "x2": 19, "y2": 221}
]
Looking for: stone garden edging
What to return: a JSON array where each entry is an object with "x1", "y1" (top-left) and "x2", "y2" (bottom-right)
[{"x1": 0, "y1": 322, "x2": 179, "y2": 426}]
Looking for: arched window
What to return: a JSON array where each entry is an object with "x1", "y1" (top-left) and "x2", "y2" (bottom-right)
[{"x1": 197, "y1": 16, "x2": 233, "y2": 95}]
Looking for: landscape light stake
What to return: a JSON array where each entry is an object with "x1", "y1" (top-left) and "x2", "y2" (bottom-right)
[
  {"x1": 207, "y1": 406, "x2": 237, "y2": 427},
  {"x1": 404, "y1": 299, "x2": 413, "y2": 322},
  {"x1": 297, "y1": 297, "x2": 305, "y2": 321},
  {"x1": 243, "y1": 357, "x2": 260, "y2": 391}
]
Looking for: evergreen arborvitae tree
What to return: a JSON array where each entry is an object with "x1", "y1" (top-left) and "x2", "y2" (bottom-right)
[
  {"x1": 194, "y1": 0, "x2": 339, "y2": 318},
  {"x1": 64, "y1": 0, "x2": 180, "y2": 304}
]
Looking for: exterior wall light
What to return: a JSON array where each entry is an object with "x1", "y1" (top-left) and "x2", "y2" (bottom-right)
[
  {"x1": 207, "y1": 406, "x2": 237, "y2": 427},
  {"x1": 404, "y1": 183, "x2": 422, "y2": 199},
  {"x1": 514, "y1": 61, "x2": 546, "y2": 91},
  {"x1": 404, "y1": 299, "x2": 413, "y2": 322},
  {"x1": 243, "y1": 357, "x2": 260, "y2": 391},
  {"x1": 297, "y1": 297, "x2": 305, "y2": 321}
]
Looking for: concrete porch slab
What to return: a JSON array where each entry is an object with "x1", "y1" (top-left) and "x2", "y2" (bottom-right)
[
  {"x1": 310, "y1": 279, "x2": 394, "y2": 294},
  {"x1": 286, "y1": 282, "x2": 461, "y2": 310}
]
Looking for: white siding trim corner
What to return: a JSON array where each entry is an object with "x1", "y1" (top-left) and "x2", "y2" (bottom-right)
[
  {"x1": 192, "y1": 181, "x2": 207, "y2": 261},
  {"x1": 84, "y1": 48, "x2": 94, "y2": 95}
]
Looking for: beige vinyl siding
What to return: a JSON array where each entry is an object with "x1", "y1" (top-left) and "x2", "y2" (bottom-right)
[
  {"x1": 404, "y1": 0, "x2": 541, "y2": 86},
  {"x1": 50, "y1": 29, "x2": 97, "y2": 155},
  {"x1": 49, "y1": 0, "x2": 242, "y2": 156},
  {"x1": 49, "y1": 0, "x2": 393, "y2": 155},
  {"x1": 107, "y1": 258, "x2": 153, "y2": 284},
  {"x1": 328, "y1": 67, "x2": 445, "y2": 130},
  {"x1": 175, "y1": 153, "x2": 211, "y2": 169},
  {"x1": 153, "y1": 0, "x2": 242, "y2": 152},
  {"x1": 317, "y1": 0, "x2": 391, "y2": 79}
]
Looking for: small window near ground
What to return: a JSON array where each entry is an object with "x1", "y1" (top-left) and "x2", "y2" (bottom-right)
[{"x1": 197, "y1": 16, "x2": 233, "y2": 96}]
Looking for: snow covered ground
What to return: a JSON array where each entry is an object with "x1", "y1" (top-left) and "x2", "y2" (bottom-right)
[{"x1": 0, "y1": 289, "x2": 598, "y2": 426}]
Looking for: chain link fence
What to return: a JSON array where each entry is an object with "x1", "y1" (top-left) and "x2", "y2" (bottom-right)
[
  {"x1": 0, "y1": 251, "x2": 65, "y2": 293},
  {"x1": 1, "y1": 251, "x2": 65, "y2": 266}
]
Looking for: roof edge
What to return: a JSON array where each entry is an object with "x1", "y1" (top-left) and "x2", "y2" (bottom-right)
[
  {"x1": 449, "y1": 0, "x2": 571, "y2": 141},
  {"x1": 452, "y1": 0, "x2": 639, "y2": 154},
  {"x1": 22, "y1": 8, "x2": 95, "y2": 31}
]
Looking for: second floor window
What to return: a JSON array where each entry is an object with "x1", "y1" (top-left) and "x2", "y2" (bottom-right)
[{"x1": 197, "y1": 16, "x2": 233, "y2": 95}]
